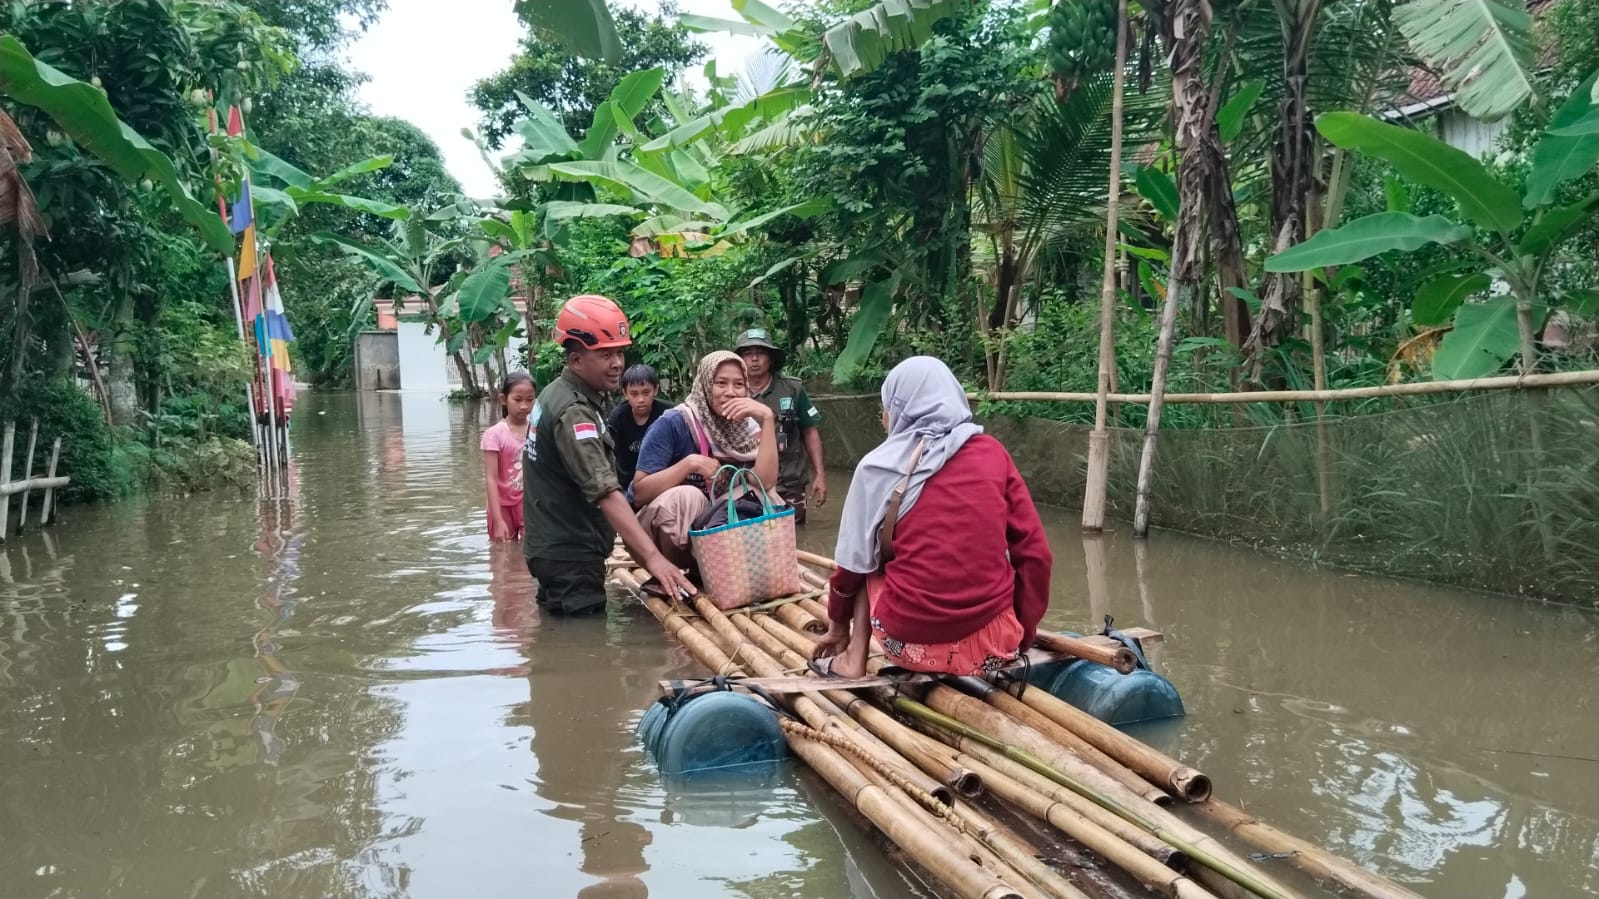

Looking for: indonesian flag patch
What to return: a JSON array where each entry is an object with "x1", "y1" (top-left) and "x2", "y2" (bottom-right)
[{"x1": 573, "y1": 421, "x2": 599, "y2": 441}]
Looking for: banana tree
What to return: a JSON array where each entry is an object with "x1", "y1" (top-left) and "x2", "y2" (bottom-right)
[
  {"x1": 1394, "y1": 0, "x2": 1537, "y2": 120},
  {"x1": 1265, "y1": 74, "x2": 1599, "y2": 379},
  {"x1": 514, "y1": 0, "x2": 621, "y2": 63},
  {"x1": 313, "y1": 217, "x2": 484, "y2": 396}
]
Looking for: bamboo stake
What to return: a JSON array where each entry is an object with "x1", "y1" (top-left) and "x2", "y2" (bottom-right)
[
  {"x1": 1307, "y1": 281, "x2": 1332, "y2": 520},
  {"x1": 0, "y1": 423, "x2": 13, "y2": 541},
  {"x1": 1082, "y1": 0, "x2": 1131, "y2": 535},
  {"x1": 15, "y1": 421, "x2": 36, "y2": 535},
  {"x1": 974, "y1": 368, "x2": 1599, "y2": 404},
  {"x1": 1002, "y1": 681, "x2": 1211, "y2": 802},
  {"x1": 1190, "y1": 799, "x2": 1426, "y2": 899},
  {"x1": 39, "y1": 437, "x2": 61, "y2": 526},
  {"x1": 904, "y1": 692, "x2": 1291, "y2": 899},
  {"x1": 1133, "y1": 226, "x2": 1186, "y2": 538}
]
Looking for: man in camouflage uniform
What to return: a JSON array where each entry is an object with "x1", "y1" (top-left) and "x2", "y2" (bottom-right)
[
  {"x1": 524, "y1": 295, "x2": 694, "y2": 613},
  {"x1": 735, "y1": 328, "x2": 826, "y2": 524}
]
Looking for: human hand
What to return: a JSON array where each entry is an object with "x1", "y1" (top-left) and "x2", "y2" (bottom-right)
[
  {"x1": 681, "y1": 453, "x2": 720, "y2": 479},
  {"x1": 489, "y1": 510, "x2": 511, "y2": 542},
  {"x1": 810, "y1": 474, "x2": 828, "y2": 507},
  {"x1": 811, "y1": 622, "x2": 850, "y2": 661},
  {"x1": 721, "y1": 398, "x2": 773, "y2": 424},
  {"x1": 645, "y1": 554, "x2": 696, "y2": 600}
]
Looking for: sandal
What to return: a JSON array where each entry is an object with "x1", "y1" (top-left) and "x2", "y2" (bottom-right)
[{"x1": 807, "y1": 658, "x2": 846, "y2": 679}]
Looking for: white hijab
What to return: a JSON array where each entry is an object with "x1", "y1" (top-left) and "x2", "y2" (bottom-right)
[{"x1": 834, "y1": 357, "x2": 983, "y2": 574}]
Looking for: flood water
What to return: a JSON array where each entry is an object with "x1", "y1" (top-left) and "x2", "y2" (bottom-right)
[{"x1": 1, "y1": 392, "x2": 1595, "y2": 899}]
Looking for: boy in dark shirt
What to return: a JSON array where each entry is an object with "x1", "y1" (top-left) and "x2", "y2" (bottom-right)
[{"x1": 607, "y1": 364, "x2": 671, "y2": 490}]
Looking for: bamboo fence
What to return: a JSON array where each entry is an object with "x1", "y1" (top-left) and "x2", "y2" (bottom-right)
[
  {"x1": 611, "y1": 546, "x2": 1427, "y2": 899},
  {"x1": 0, "y1": 420, "x2": 68, "y2": 541},
  {"x1": 809, "y1": 368, "x2": 1599, "y2": 407}
]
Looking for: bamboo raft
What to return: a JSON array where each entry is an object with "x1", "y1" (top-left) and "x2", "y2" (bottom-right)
[{"x1": 608, "y1": 545, "x2": 1424, "y2": 899}]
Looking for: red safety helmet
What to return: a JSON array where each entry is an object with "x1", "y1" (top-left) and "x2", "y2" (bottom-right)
[{"x1": 554, "y1": 294, "x2": 632, "y2": 350}]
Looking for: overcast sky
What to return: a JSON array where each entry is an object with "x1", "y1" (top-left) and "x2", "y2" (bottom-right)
[{"x1": 346, "y1": 0, "x2": 766, "y2": 196}]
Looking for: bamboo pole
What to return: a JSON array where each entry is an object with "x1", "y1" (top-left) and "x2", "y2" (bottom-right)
[
  {"x1": 773, "y1": 602, "x2": 826, "y2": 635},
  {"x1": 15, "y1": 421, "x2": 37, "y2": 535},
  {"x1": 785, "y1": 734, "x2": 1027, "y2": 899},
  {"x1": 750, "y1": 615, "x2": 989, "y2": 799},
  {"x1": 905, "y1": 691, "x2": 1290, "y2": 899},
  {"x1": 954, "y1": 739, "x2": 1187, "y2": 871},
  {"x1": 39, "y1": 437, "x2": 61, "y2": 526},
  {"x1": 626, "y1": 574, "x2": 1027, "y2": 899},
  {"x1": 1034, "y1": 631, "x2": 1137, "y2": 674},
  {"x1": 799, "y1": 596, "x2": 830, "y2": 623},
  {"x1": 1190, "y1": 799, "x2": 1427, "y2": 899},
  {"x1": 1307, "y1": 281, "x2": 1332, "y2": 520},
  {"x1": 948, "y1": 742, "x2": 1215, "y2": 899},
  {"x1": 974, "y1": 368, "x2": 1599, "y2": 404},
  {"x1": 796, "y1": 549, "x2": 836, "y2": 571},
  {"x1": 0, "y1": 422, "x2": 13, "y2": 541},
  {"x1": 783, "y1": 703, "x2": 1065, "y2": 898},
  {"x1": 1133, "y1": 226, "x2": 1187, "y2": 538},
  {"x1": 949, "y1": 677, "x2": 1170, "y2": 805},
  {"x1": 701, "y1": 596, "x2": 955, "y2": 807},
  {"x1": 1002, "y1": 681, "x2": 1211, "y2": 802},
  {"x1": 1082, "y1": 0, "x2": 1131, "y2": 534}
]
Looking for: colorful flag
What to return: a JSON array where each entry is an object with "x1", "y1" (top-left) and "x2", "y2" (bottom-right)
[
  {"x1": 263, "y1": 256, "x2": 294, "y2": 372},
  {"x1": 238, "y1": 223, "x2": 257, "y2": 281},
  {"x1": 230, "y1": 180, "x2": 253, "y2": 235}
]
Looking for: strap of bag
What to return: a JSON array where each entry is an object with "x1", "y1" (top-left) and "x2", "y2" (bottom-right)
[
  {"x1": 681, "y1": 404, "x2": 713, "y2": 457},
  {"x1": 724, "y1": 467, "x2": 777, "y2": 525},
  {"x1": 878, "y1": 437, "x2": 928, "y2": 565},
  {"x1": 679, "y1": 407, "x2": 714, "y2": 497}
]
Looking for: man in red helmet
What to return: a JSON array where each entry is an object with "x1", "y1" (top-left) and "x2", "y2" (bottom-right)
[{"x1": 523, "y1": 294, "x2": 695, "y2": 613}]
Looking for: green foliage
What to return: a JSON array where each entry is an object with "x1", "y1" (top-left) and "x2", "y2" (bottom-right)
[
  {"x1": 1431, "y1": 298, "x2": 1541, "y2": 379},
  {"x1": 0, "y1": 35, "x2": 233, "y2": 253},
  {"x1": 1316, "y1": 111, "x2": 1524, "y2": 234},
  {"x1": 471, "y1": 5, "x2": 704, "y2": 150},
  {"x1": 514, "y1": 0, "x2": 623, "y2": 63},
  {"x1": 1394, "y1": 0, "x2": 1536, "y2": 120},
  {"x1": 1276, "y1": 107, "x2": 1599, "y2": 380},
  {"x1": 0, "y1": 380, "x2": 125, "y2": 502},
  {"x1": 1264, "y1": 212, "x2": 1473, "y2": 270},
  {"x1": 821, "y1": 0, "x2": 972, "y2": 81}
]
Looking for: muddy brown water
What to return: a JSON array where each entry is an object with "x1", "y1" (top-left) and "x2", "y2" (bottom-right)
[{"x1": 1, "y1": 392, "x2": 1595, "y2": 899}]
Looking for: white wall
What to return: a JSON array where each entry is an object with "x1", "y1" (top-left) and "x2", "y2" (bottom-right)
[{"x1": 1437, "y1": 110, "x2": 1509, "y2": 159}]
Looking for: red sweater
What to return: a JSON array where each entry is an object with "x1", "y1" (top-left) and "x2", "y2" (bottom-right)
[{"x1": 829, "y1": 435, "x2": 1053, "y2": 647}]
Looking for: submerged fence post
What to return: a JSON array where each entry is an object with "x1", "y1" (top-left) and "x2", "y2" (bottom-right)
[
  {"x1": 16, "y1": 421, "x2": 38, "y2": 536},
  {"x1": 40, "y1": 437, "x2": 62, "y2": 527},
  {"x1": 0, "y1": 422, "x2": 13, "y2": 541}
]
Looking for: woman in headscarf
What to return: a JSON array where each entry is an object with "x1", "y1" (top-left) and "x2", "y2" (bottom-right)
[
  {"x1": 633, "y1": 350, "x2": 777, "y2": 567},
  {"x1": 812, "y1": 357, "x2": 1053, "y2": 678}
]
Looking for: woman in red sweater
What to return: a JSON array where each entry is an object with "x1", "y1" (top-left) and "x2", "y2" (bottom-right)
[{"x1": 812, "y1": 356, "x2": 1053, "y2": 679}]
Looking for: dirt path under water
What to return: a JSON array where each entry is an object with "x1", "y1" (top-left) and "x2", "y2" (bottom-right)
[{"x1": 1, "y1": 391, "x2": 1594, "y2": 898}]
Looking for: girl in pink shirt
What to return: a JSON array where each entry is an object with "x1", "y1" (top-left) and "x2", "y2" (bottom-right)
[{"x1": 482, "y1": 372, "x2": 536, "y2": 542}]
